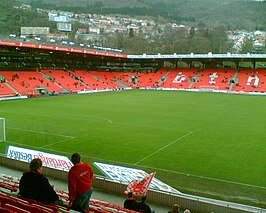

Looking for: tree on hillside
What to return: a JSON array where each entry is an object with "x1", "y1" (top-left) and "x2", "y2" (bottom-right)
[
  {"x1": 189, "y1": 27, "x2": 195, "y2": 39},
  {"x1": 240, "y1": 39, "x2": 253, "y2": 54},
  {"x1": 129, "y1": 28, "x2": 134, "y2": 37}
]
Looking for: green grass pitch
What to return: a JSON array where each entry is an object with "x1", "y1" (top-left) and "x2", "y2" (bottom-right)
[{"x1": 0, "y1": 90, "x2": 265, "y2": 208}]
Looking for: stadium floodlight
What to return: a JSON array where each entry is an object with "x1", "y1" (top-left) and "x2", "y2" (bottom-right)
[{"x1": 0, "y1": 118, "x2": 6, "y2": 142}]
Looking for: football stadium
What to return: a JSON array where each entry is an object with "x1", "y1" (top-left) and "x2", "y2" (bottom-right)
[{"x1": 0, "y1": 39, "x2": 266, "y2": 213}]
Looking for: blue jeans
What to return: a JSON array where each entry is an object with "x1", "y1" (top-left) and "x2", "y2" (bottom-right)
[
  {"x1": 54, "y1": 199, "x2": 64, "y2": 206},
  {"x1": 80, "y1": 187, "x2": 93, "y2": 211},
  {"x1": 72, "y1": 187, "x2": 93, "y2": 212}
]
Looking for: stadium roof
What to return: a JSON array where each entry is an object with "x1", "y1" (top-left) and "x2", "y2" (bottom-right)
[
  {"x1": 128, "y1": 53, "x2": 266, "y2": 60},
  {"x1": 0, "y1": 40, "x2": 266, "y2": 71}
]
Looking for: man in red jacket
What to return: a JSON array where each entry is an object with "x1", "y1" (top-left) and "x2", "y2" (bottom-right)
[{"x1": 68, "y1": 153, "x2": 93, "y2": 212}]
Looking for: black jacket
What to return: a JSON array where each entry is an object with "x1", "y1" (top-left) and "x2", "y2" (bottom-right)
[
  {"x1": 124, "y1": 198, "x2": 138, "y2": 211},
  {"x1": 19, "y1": 171, "x2": 59, "y2": 204},
  {"x1": 137, "y1": 202, "x2": 152, "y2": 213}
]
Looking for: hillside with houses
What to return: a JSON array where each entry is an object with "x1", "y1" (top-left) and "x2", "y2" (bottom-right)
[{"x1": 0, "y1": 0, "x2": 265, "y2": 54}]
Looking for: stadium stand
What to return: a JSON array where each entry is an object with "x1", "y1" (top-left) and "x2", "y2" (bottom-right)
[
  {"x1": 0, "y1": 169, "x2": 150, "y2": 213},
  {"x1": 162, "y1": 68, "x2": 198, "y2": 89},
  {"x1": 41, "y1": 70, "x2": 88, "y2": 93},
  {"x1": 1, "y1": 158, "x2": 265, "y2": 213},
  {"x1": 89, "y1": 71, "x2": 125, "y2": 89},
  {"x1": 0, "y1": 174, "x2": 19, "y2": 193},
  {"x1": 0, "y1": 82, "x2": 17, "y2": 98},
  {"x1": 69, "y1": 70, "x2": 114, "y2": 91},
  {"x1": 232, "y1": 68, "x2": 266, "y2": 93},
  {"x1": 191, "y1": 68, "x2": 236, "y2": 91},
  {"x1": 0, "y1": 71, "x2": 62, "y2": 96},
  {"x1": 130, "y1": 71, "x2": 161, "y2": 88},
  {"x1": 103, "y1": 71, "x2": 134, "y2": 88},
  {"x1": 0, "y1": 67, "x2": 265, "y2": 100}
]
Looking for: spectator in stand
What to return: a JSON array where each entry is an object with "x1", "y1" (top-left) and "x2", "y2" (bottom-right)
[
  {"x1": 68, "y1": 152, "x2": 93, "y2": 213},
  {"x1": 137, "y1": 196, "x2": 154, "y2": 213},
  {"x1": 19, "y1": 158, "x2": 63, "y2": 205},
  {"x1": 168, "y1": 204, "x2": 180, "y2": 213},
  {"x1": 124, "y1": 192, "x2": 138, "y2": 211}
]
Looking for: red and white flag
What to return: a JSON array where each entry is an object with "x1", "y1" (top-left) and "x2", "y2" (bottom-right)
[{"x1": 125, "y1": 172, "x2": 156, "y2": 196}]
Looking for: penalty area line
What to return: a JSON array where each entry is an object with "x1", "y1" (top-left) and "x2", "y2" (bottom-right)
[
  {"x1": 134, "y1": 131, "x2": 193, "y2": 165},
  {"x1": 39, "y1": 137, "x2": 75, "y2": 148},
  {"x1": 7, "y1": 127, "x2": 74, "y2": 138}
]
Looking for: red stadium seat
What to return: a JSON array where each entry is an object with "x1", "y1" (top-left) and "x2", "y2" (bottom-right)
[
  {"x1": 0, "y1": 195, "x2": 17, "y2": 206},
  {"x1": 0, "y1": 206, "x2": 13, "y2": 213},
  {"x1": 41, "y1": 70, "x2": 87, "y2": 93},
  {"x1": 32, "y1": 203, "x2": 54, "y2": 213},
  {"x1": 9, "y1": 196, "x2": 29, "y2": 205},
  {"x1": 17, "y1": 195, "x2": 59, "y2": 213},
  {"x1": 3, "y1": 203, "x2": 30, "y2": 213},
  {"x1": 17, "y1": 201, "x2": 43, "y2": 213}
]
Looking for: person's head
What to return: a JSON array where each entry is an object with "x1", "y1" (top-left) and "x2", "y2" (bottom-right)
[
  {"x1": 171, "y1": 204, "x2": 180, "y2": 213},
  {"x1": 71, "y1": 152, "x2": 81, "y2": 165},
  {"x1": 127, "y1": 192, "x2": 133, "y2": 198},
  {"x1": 30, "y1": 158, "x2": 43, "y2": 173},
  {"x1": 184, "y1": 210, "x2": 191, "y2": 213},
  {"x1": 141, "y1": 196, "x2": 147, "y2": 203}
]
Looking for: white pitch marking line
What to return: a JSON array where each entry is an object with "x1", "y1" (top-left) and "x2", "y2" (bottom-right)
[
  {"x1": 40, "y1": 137, "x2": 75, "y2": 148},
  {"x1": 136, "y1": 165, "x2": 266, "y2": 190},
  {"x1": 92, "y1": 115, "x2": 113, "y2": 123},
  {"x1": 112, "y1": 121, "x2": 188, "y2": 132},
  {"x1": 134, "y1": 131, "x2": 193, "y2": 165},
  {"x1": 54, "y1": 113, "x2": 113, "y2": 124},
  {"x1": 7, "y1": 127, "x2": 74, "y2": 138}
]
